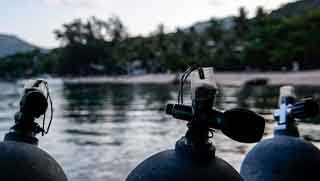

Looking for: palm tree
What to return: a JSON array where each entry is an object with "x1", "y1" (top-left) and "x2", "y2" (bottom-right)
[{"x1": 234, "y1": 7, "x2": 249, "y2": 39}]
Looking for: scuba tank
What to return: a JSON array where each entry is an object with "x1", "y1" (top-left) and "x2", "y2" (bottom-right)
[
  {"x1": 126, "y1": 67, "x2": 266, "y2": 181},
  {"x1": 0, "y1": 79, "x2": 67, "y2": 181},
  {"x1": 240, "y1": 85, "x2": 320, "y2": 181}
]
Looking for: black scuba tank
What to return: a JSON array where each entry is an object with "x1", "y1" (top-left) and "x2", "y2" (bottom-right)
[
  {"x1": 0, "y1": 79, "x2": 67, "y2": 181},
  {"x1": 240, "y1": 85, "x2": 320, "y2": 181}
]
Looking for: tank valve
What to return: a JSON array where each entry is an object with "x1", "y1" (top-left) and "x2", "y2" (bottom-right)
[
  {"x1": 167, "y1": 67, "x2": 265, "y2": 145},
  {"x1": 5, "y1": 79, "x2": 53, "y2": 144},
  {"x1": 273, "y1": 86, "x2": 319, "y2": 137}
]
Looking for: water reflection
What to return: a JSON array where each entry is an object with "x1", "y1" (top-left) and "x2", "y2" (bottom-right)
[
  {"x1": 58, "y1": 83, "x2": 186, "y2": 181},
  {"x1": 1, "y1": 81, "x2": 320, "y2": 181},
  {"x1": 295, "y1": 86, "x2": 320, "y2": 125},
  {"x1": 63, "y1": 83, "x2": 111, "y2": 123},
  {"x1": 236, "y1": 85, "x2": 279, "y2": 114}
]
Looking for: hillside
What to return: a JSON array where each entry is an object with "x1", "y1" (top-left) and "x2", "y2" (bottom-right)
[
  {"x1": 188, "y1": 17, "x2": 235, "y2": 33},
  {"x1": 271, "y1": 0, "x2": 320, "y2": 18},
  {"x1": 188, "y1": 0, "x2": 320, "y2": 33},
  {"x1": 0, "y1": 34, "x2": 45, "y2": 58},
  {"x1": 187, "y1": 0, "x2": 320, "y2": 34}
]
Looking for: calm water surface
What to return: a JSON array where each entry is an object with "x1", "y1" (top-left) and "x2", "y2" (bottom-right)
[{"x1": 1, "y1": 80, "x2": 320, "y2": 181}]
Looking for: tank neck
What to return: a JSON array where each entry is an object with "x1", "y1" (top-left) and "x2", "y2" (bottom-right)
[
  {"x1": 4, "y1": 132, "x2": 39, "y2": 145},
  {"x1": 175, "y1": 123, "x2": 216, "y2": 162},
  {"x1": 175, "y1": 134, "x2": 216, "y2": 162},
  {"x1": 274, "y1": 118, "x2": 300, "y2": 137},
  {"x1": 3, "y1": 113, "x2": 40, "y2": 145},
  {"x1": 274, "y1": 126, "x2": 300, "y2": 137}
]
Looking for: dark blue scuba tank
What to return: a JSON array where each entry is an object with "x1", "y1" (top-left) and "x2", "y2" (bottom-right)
[
  {"x1": 240, "y1": 85, "x2": 320, "y2": 181},
  {"x1": 0, "y1": 80, "x2": 67, "y2": 181},
  {"x1": 126, "y1": 67, "x2": 266, "y2": 181}
]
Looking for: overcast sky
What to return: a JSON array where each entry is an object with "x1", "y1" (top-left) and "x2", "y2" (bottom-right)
[{"x1": 0, "y1": 0, "x2": 294, "y2": 47}]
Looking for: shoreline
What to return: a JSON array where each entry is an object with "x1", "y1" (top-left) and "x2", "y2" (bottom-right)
[{"x1": 62, "y1": 70, "x2": 320, "y2": 86}]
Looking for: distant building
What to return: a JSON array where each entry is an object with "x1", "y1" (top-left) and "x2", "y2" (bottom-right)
[
  {"x1": 292, "y1": 61, "x2": 300, "y2": 72},
  {"x1": 127, "y1": 60, "x2": 147, "y2": 75}
]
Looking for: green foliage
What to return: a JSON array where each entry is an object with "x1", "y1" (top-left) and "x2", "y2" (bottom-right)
[
  {"x1": 234, "y1": 7, "x2": 250, "y2": 40},
  {"x1": 2, "y1": 3, "x2": 320, "y2": 78},
  {"x1": 52, "y1": 16, "x2": 128, "y2": 75},
  {"x1": 0, "y1": 50, "x2": 40, "y2": 77}
]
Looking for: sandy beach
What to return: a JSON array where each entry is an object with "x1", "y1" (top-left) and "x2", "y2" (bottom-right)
[{"x1": 63, "y1": 70, "x2": 320, "y2": 86}]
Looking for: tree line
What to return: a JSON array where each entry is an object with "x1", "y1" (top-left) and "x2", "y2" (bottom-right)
[{"x1": 1, "y1": 6, "x2": 320, "y2": 77}]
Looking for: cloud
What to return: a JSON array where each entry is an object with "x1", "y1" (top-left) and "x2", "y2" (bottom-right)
[{"x1": 42, "y1": 0, "x2": 104, "y2": 8}]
